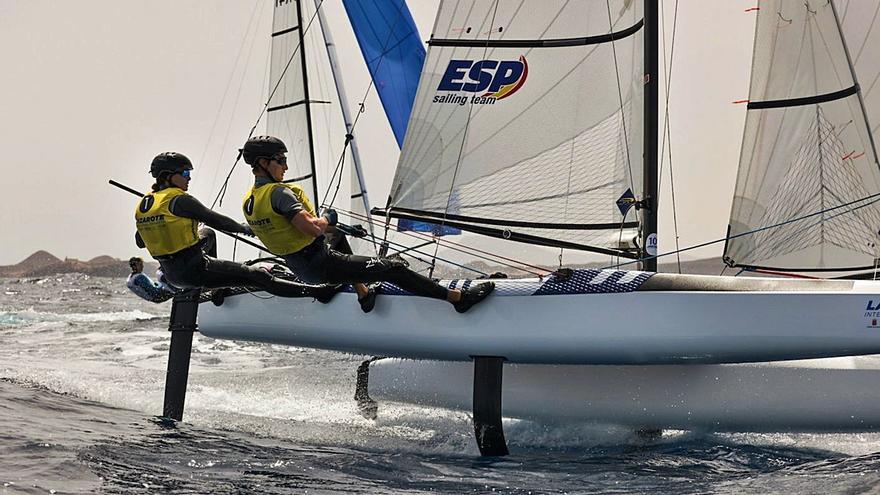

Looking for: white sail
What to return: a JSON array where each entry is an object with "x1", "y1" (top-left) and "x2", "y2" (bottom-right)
[
  {"x1": 268, "y1": 0, "x2": 317, "y2": 200},
  {"x1": 385, "y1": 0, "x2": 644, "y2": 255},
  {"x1": 267, "y1": 0, "x2": 356, "y2": 214},
  {"x1": 726, "y1": 0, "x2": 880, "y2": 272},
  {"x1": 838, "y1": 0, "x2": 880, "y2": 155}
]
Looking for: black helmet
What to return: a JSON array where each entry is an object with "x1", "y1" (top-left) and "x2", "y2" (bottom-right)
[
  {"x1": 150, "y1": 152, "x2": 193, "y2": 178},
  {"x1": 241, "y1": 135, "x2": 287, "y2": 165},
  {"x1": 128, "y1": 256, "x2": 143, "y2": 268}
]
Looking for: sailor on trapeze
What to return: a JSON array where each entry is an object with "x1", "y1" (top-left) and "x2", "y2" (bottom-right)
[
  {"x1": 239, "y1": 135, "x2": 495, "y2": 314},
  {"x1": 134, "y1": 151, "x2": 335, "y2": 300}
]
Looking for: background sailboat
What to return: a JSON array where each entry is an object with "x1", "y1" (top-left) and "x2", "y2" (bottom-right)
[{"x1": 725, "y1": 0, "x2": 880, "y2": 275}]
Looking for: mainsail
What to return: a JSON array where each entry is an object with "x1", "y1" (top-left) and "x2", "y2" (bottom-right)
[
  {"x1": 380, "y1": 0, "x2": 645, "y2": 256},
  {"x1": 725, "y1": 0, "x2": 880, "y2": 272}
]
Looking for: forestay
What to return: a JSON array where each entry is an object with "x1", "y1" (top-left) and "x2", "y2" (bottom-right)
[
  {"x1": 726, "y1": 0, "x2": 880, "y2": 272},
  {"x1": 383, "y1": 0, "x2": 645, "y2": 256}
]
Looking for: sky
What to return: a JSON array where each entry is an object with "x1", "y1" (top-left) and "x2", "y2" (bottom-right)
[{"x1": 0, "y1": 1, "x2": 755, "y2": 267}]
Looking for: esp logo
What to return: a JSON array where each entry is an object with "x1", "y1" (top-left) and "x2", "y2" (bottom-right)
[{"x1": 437, "y1": 56, "x2": 528, "y2": 99}]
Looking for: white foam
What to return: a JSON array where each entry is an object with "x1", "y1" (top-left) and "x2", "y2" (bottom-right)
[{"x1": 0, "y1": 308, "x2": 160, "y2": 324}]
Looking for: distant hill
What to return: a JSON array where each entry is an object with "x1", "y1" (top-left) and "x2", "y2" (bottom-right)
[
  {"x1": 12, "y1": 250, "x2": 61, "y2": 273},
  {"x1": 0, "y1": 251, "x2": 158, "y2": 278},
  {"x1": 0, "y1": 250, "x2": 729, "y2": 279}
]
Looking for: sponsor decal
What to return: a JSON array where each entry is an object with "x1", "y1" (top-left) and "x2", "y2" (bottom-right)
[
  {"x1": 865, "y1": 300, "x2": 880, "y2": 327},
  {"x1": 433, "y1": 56, "x2": 529, "y2": 106},
  {"x1": 616, "y1": 188, "x2": 636, "y2": 216},
  {"x1": 646, "y1": 233, "x2": 658, "y2": 256},
  {"x1": 136, "y1": 214, "x2": 165, "y2": 224}
]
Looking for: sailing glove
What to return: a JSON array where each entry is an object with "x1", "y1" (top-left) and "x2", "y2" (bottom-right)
[
  {"x1": 336, "y1": 223, "x2": 368, "y2": 238},
  {"x1": 239, "y1": 223, "x2": 255, "y2": 237},
  {"x1": 322, "y1": 208, "x2": 338, "y2": 226}
]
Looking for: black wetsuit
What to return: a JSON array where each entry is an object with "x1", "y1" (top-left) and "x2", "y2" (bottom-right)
[
  {"x1": 135, "y1": 189, "x2": 318, "y2": 298},
  {"x1": 257, "y1": 177, "x2": 448, "y2": 300},
  {"x1": 284, "y1": 235, "x2": 448, "y2": 299}
]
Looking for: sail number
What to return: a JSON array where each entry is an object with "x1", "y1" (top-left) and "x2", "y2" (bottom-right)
[{"x1": 646, "y1": 233, "x2": 658, "y2": 256}]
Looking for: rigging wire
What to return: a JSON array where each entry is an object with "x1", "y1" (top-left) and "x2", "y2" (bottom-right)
[
  {"x1": 211, "y1": 0, "x2": 328, "y2": 209},
  {"x1": 212, "y1": 16, "x2": 271, "y2": 208},
  {"x1": 202, "y1": 0, "x2": 264, "y2": 194},
  {"x1": 332, "y1": 207, "x2": 495, "y2": 276},
  {"x1": 606, "y1": 189, "x2": 880, "y2": 270},
  {"x1": 604, "y1": 0, "x2": 638, "y2": 202},
  {"x1": 427, "y1": 0, "x2": 503, "y2": 274},
  {"x1": 614, "y1": 206, "x2": 634, "y2": 268},
  {"x1": 335, "y1": 205, "x2": 551, "y2": 277},
  {"x1": 602, "y1": 1, "x2": 641, "y2": 269},
  {"x1": 558, "y1": 136, "x2": 578, "y2": 268},
  {"x1": 658, "y1": 0, "x2": 683, "y2": 273}
]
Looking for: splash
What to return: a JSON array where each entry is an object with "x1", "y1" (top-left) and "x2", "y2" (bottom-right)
[{"x1": 0, "y1": 309, "x2": 160, "y2": 326}]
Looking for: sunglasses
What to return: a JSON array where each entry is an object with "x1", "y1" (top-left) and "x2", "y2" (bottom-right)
[
  {"x1": 271, "y1": 155, "x2": 287, "y2": 165},
  {"x1": 179, "y1": 169, "x2": 191, "y2": 179}
]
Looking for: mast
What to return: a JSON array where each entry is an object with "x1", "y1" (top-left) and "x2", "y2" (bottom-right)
[
  {"x1": 313, "y1": 0, "x2": 376, "y2": 242},
  {"x1": 641, "y1": 0, "x2": 660, "y2": 272},
  {"x1": 295, "y1": 0, "x2": 321, "y2": 206}
]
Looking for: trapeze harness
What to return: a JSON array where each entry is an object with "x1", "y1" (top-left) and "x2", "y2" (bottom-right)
[
  {"x1": 243, "y1": 180, "x2": 448, "y2": 300},
  {"x1": 134, "y1": 186, "x2": 318, "y2": 298}
]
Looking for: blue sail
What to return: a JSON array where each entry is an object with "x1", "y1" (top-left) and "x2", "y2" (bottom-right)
[
  {"x1": 343, "y1": 0, "x2": 459, "y2": 236},
  {"x1": 342, "y1": 0, "x2": 425, "y2": 149}
]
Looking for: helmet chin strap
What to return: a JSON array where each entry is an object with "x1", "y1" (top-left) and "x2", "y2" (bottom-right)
[{"x1": 258, "y1": 158, "x2": 279, "y2": 183}]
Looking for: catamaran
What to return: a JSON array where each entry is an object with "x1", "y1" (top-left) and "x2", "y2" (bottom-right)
[{"x1": 190, "y1": 0, "x2": 880, "y2": 453}]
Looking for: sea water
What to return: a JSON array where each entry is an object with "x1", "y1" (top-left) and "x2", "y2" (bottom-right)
[{"x1": 2, "y1": 274, "x2": 880, "y2": 494}]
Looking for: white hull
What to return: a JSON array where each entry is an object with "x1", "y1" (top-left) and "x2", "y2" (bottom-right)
[
  {"x1": 198, "y1": 273, "x2": 880, "y2": 364},
  {"x1": 368, "y1": 357, "x2": 880, "y2": 432}
]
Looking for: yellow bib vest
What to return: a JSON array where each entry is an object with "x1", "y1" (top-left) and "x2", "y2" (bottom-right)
[
  {"x1": 243, "y1": 183, "x2": 316, "y2": 256},
  {"x1": 134, "y1": 187, "x2": 200, "y2": 257}
]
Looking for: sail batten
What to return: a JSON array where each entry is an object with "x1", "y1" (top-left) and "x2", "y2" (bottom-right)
[
  {"x1": 429, "y1": 19, "x2": 643, "y2": 48},
  {"x1": 747, "y1": 83, "x2": 859, "y2": 109}
]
